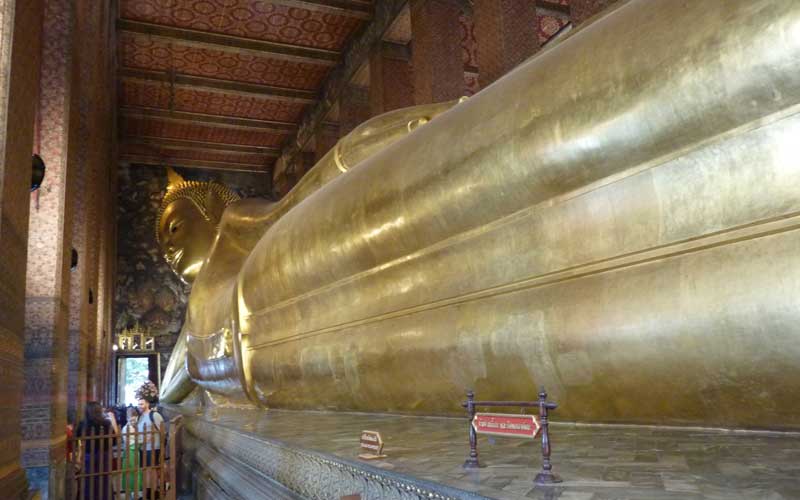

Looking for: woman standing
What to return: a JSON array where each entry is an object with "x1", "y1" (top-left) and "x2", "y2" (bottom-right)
[
  {"x1": 120, "y1": 406, "x2": 142, "y2": 495},
  {"x1": 75, "y1": 402, "x2": 119, "y2": 500}
]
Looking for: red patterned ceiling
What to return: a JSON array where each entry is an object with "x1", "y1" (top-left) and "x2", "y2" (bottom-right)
[
  {"x1": 118, "y1": 0, "x2": 371, "y2": 172},
  {"x1": 116, "y1": 1, "x2": 569, "y2": 173},
  {"x1": 121, "y1": 116, "x2": 287, "y2": 147},
  {"x1": 119, "y1": 32, "x2": 330, "y2": 89},
  {"x1": 120, "y1": 79, "x2": 307, "y2": 122},
  {"x1": 119, "y1": 0, "x2": 362, "y2": 50},
  {"x1": 120, "y1": 142, "x2": 269, "y2": 166},
  {"x1": 156, "y1": 148, "x2": 267, "y2": 165},
  {"x1": 539, "y1": 15, "x2": 569, "y2": 44}
]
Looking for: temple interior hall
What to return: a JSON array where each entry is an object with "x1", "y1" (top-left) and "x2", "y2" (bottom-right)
[{"x1": 2, "y1": 0, "x2": 800, "y2": 499}]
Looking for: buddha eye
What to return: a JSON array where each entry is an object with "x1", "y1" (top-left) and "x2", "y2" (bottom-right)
[{"x1": 169, "y1": 221, "x2": 181, "y2": 234}]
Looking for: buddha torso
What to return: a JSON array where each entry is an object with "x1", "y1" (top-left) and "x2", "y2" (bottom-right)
[{"x1": 161, "y1": 0, "x2": 800, "y2": 429}]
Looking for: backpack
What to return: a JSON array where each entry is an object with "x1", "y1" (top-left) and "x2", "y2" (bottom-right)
[{"x1": 147, "y1": 409, "x2": 171, "y2": 460}]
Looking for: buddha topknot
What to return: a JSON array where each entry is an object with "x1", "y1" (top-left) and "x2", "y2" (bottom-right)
[{"x1": 155, "y1": 168, "x2": 240, "y2": 244}]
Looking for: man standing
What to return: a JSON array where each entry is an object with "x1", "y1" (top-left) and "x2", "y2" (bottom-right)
[{"x1": 137, "y1": 397, "x2": 165, "y2": 497}]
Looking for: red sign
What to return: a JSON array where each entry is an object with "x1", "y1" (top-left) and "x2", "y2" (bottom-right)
[
  {"x1": 472, "y1": 413, "x2": 541, "y2": 439},
  {"x1": 358, "y1": 430, "x2": 387, "y2": 459}
]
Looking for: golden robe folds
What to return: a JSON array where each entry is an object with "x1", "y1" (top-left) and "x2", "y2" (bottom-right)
[{"x1": 163, "y1": 0, "x2": 800, "y2": 430}]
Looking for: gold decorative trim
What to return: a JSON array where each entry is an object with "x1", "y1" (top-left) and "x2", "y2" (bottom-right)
[{"x1": 333, "y1": 142, "x2": 349, "y2": 173}]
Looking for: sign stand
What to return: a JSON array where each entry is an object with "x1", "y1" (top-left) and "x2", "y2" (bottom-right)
[
  {"x1": 358, "y1": 430, "x2": 387, "y2": 460},
  {"x1": 461, "y1": 387, "x2": 562, "y2": 485},
  {"x1": 533, "y1": 388, "x2": 560, "y2": 485},
  {"x1": 463, "y1": 390, "x2": 479, "y2": 469}
]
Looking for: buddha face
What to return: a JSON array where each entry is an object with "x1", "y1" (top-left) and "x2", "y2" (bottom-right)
[{"x1": 157, "y1": 198, "x2": 217, "y2": 284}]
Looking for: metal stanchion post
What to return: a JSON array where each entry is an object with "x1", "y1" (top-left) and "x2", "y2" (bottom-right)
[
  {"x1": 462, "y1": 390, "x2": 480, "y2": 468},
  {"x1": 534, "y1": 387, "x2": 561, "y2": 485}
]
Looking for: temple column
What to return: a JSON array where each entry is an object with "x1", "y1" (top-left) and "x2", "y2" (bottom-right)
[
  {"x1": 369, "y1": 41, "x2": 414, "y2": 115},
  {"x1": 473, "y1": 0, "x2": 540, "y2": 88},
  {"x1": 315, "y1": 122, "x2": 339, "y2": 163},
  {"x1": 570, "y1": 0, "x2": 620, "y2": 25},
  {"x1": 298, "y1": 152, "x2": 316, "y2": 179},
  {"x1": 22, "y1": 0, "x2": 78, "y2": 496},
  {"x1": 277, "y1": 151, "x2": 315, "y2": 197},
  {"x1": 93, "y1": 81, "x2": 115, "y2": 405},
  {"x1": 0, "y1": 1, "x2": 44, "y2": 498},
  {"x1": 273, "y1": 171, "x2": 290, "y2": 198},
  {"x1": 339, "y1": 84, "x2": 371, "y2": 137},
  {"x1": 91, "y1": 181, "x2": 115, "y2": 405},
  {"x1": 67, "y1": 0, "x2": 106, "y2": 425},
  {"x1": 409, "y1": 0, "x2": 464, "y2": 104}
]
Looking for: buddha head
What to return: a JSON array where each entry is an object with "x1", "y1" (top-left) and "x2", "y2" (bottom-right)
[{"x1": 156, "y1": 168, "x2": 240, "y2": 284}]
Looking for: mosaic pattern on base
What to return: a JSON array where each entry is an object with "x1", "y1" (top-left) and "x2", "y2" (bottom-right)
[{"x1": 170, "y1": 405, "x2": 800, "y2": 500}]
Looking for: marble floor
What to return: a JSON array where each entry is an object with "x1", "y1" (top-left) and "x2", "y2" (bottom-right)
[{"x1": 188, "y1": 407, "x2": 800, "y2": 500}]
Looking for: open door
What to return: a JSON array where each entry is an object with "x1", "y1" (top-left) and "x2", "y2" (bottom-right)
[{"x1": 116, "y1": 354, "x2": 161, "y2": 406}]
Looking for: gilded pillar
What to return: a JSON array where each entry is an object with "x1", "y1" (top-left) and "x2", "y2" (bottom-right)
[
  {"x1": 368, "y1": 42, "x2": 414, "y2": 115},
  {"x1": 0, "y1": 1, "x2": 44, "y2": 498},
  {"x1": 473, "y1": 0, "x2": 540, "y2": 88},
  {"x1": 409, "y1": 0, "x2": 465, "y2": 104},
  {"x1": 22, "y1": 0, "x2": 78, "y2": 496}
]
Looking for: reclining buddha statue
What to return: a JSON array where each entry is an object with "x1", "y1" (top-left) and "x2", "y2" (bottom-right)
[{"x1": 159, "y1": 0, "x2": 800, "y2": 430}]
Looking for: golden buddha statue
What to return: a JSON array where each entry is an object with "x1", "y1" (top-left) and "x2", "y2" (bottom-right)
[
  {"x1": 160, "y1": 0, "x2": 800, "y2": 430},
  {"x1": 159, "y1": 99, "x2": 464, "y2": 406}
]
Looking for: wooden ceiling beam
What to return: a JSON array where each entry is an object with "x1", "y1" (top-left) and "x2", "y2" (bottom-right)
[
  {"x1": 122, "y1": 136, "x2": 281, "y2": 156},
  {"x1": 274, "y1": 0, "x2": 406, "y2": 178},
  {"x1": 120, "y1": 68, "x2": 318, "y2": 104},
  {"x1": 117, "y1": 19, "x2": 339, "y2": 66},
  {"x1": 120, "y1": 107, "x2": 296, "y2": 133},
  {"x1": 535, "y1": 0, "x2": 571, "y2": 17},
  {"x1": 121, "y1": 154, "x2": 272, "y2": 173},
  {"x1": 268, "y1": 0, "x2": 373, "y2": 20}
]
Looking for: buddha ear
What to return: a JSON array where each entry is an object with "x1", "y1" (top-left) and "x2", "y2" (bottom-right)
[{"x1": 205, "y1": 188, "x2": 229, "y2": 223}]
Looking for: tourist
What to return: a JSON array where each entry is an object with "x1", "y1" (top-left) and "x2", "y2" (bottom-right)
[
  {"x1": 75, "y1": 401, "x2": 119, "y2": 500},
  {"x1": 120, "y1": 406, "x2": 142, "y2": 495},
  {"x1": 136, "y1": 381, "x2": 165, "y2": 498}
]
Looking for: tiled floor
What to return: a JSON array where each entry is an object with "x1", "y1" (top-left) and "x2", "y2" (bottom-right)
[{"x1": 190, "y1": 407, "x2": 800, "y2": 499}]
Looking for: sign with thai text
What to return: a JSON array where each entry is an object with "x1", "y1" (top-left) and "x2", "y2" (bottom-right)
[
  {"x1": 358, "y1": 430, "x2": 387, "y2": 459},
  {"x1": 472, "y1": 413, "x2": 540, "y2": 439}
]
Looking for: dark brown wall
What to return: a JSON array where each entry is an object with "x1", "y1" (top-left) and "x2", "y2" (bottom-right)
[{"x1": 0, "y1": 1, "x2": 44, "y2": 497}]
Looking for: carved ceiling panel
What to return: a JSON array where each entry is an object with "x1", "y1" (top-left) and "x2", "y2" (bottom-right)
[
  {"x1": 122, "y1": 116, "x2": 288, "y2": 147},
  {"x1": 118, "y1": 1, "x2": 373, "y2": 172},
  {"x1": 155, "y1": 148, "x2": 268, "y2": 165},
  {"x1": 116, "y1": 0, "x2": 569, "y2": 173},
  {"x1": 539, "y1": 14, "x2": 569, "y2": 44},
  {"x1": 120, "y1": 79, "x2": 172, "y2": 109},
  {"x1": 120, "y1": 142, "x2": 268, "y2": 166},
  {"x1": 119, "y1": 0, "x2": 362, "y2": 50},
  {"x1": 120, "y1": 79, "x2": 308, "y2": 122},
  {"x1": 119, "y1": 32, "x2": 330, "y2": 90}
]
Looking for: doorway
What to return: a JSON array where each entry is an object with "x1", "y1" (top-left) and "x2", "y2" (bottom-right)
[{"x1": 115, "y1": 354, "x2": 160, "y2": 406}]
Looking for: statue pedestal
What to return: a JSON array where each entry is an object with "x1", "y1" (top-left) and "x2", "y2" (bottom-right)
[
  {"x1": 170, "y1": 407, "x2": 486, "y2": 500},
  {"x1": 166, "y1": 405, "x2": 800, "y2": 500}
]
